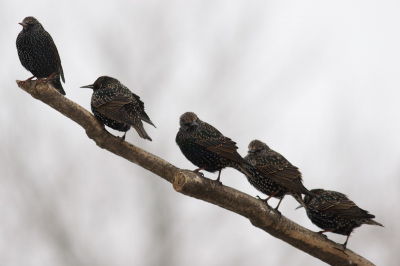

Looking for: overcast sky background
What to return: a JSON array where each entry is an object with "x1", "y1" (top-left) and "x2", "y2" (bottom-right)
[{"x1": 1, "y1": 1, "x2": 399, "y2": 265}]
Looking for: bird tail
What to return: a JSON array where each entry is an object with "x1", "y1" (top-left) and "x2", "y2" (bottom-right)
[
  {"x1": 141, "y1": 113, "x2": 156, "y2": 128},
  {"x1": 292, "y1": 192, "x2": 308, "y2": 209},
  {"x1": 292, "y1": 177, "x2": 315, "y2": 199},
  {"x1": 304, "y1": 189, "x2": 316, "y2": 198},
  {"x1": 236, "y1": 164, "x2": 255, "y2": 180},
  {"x1": 364, "y1": 219, "x2": 384, "y2": 227},
  {"x1": 51, "y1": 74, "x2": 66, "y2": 95},
  {"x1": 133, "y1": 125, "x2": 152, "y2": 141}
]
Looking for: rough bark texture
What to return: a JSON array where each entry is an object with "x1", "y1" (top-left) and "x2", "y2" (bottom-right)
[{"x1": 17, "y1": 80, "x2": 376, "y2": 266}]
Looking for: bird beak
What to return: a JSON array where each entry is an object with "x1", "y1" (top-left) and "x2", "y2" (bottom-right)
[
  {"x1": 19, "y1": 22, "x2": 27, "y2": 28},
  {"x1": 248, "y1": 149, "x2": 255, "y2": 154},
  {"x1": 190, "y1": 121, "x2": 198, "y2": 126},
  {"x1": 295, "y1": 205, "x2": 303, "y2": 210},
  {"x1": 80, "y1": 84, "x2": 94, "y2": 89}
]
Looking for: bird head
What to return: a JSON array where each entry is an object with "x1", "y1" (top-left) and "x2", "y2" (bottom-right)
[
  {"x1": 19, "y1": 17, "x2": 42, "y2": 31},
  {"x1": 179, "y1": 112, "x2": 201, "y2": 131},
  {"x1": 80, "y1": 76, "x2": 119, "y2": 91},
  {"x1": 247, "y1": 139, "x2": 270, "y2": 155}
]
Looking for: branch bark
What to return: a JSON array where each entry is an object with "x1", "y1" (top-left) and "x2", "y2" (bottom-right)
[{"x1": 17, "y1": 80, "x2": 375, "y2": 266}]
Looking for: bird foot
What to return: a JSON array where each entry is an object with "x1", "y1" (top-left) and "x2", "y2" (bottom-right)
[
  {"x1": 256, "y1": 196, "x2": 281, "y2": 216},
  {"x1": 318, "y1": 233, "x2": 328, "y2": 239},
  {"x1": 213, "y1": 178, "x2": 222, "y2": 186},
  {"x1": 272, "y1": 208, "x2": 281, "y2": 216},
  {"x1": 18, "y1": 76, "x2": 36, "y2": 86},
  {"x1": 333, "y1": 245, "x2": 348, "y2": 254},
  {"x1": 36, "y1": 78, "x2": 47, "y2": 84},
  {"x1": 43, "y1": 72, "x2": 56, "y2": 82},
  {"x1": 194, "y1": 167, "x2": 206, "y2": 173},
  {"x1": 256, "y1": 195, "x2": 265, "y2": 201},
  {"x1": 119, "y1": 132, "x2": 127, "y2": 141},
  {"x1": 193, "y1": 170, "x2": 204, "y2": 177}
]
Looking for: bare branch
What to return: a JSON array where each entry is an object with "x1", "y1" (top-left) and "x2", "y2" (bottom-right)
[{"x1": 17, "y1": 80, "x2": 376, "y2": 266}]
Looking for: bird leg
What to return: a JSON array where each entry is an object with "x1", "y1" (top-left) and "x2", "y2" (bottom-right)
[
  {"x1": 256, "y1": 194, "x2": 281, "y2": 216},
  {"x1": 261, "y1": 190, "x2": 280, "y2": 203},
  {"x1": 317, "y1": 229, "x2": 332, "y2": 239},
  {"x1": 318, "y1": 229, "x2": 333, "y2": 234},
  {"x1": 341, "y1": 234, "x2": 351, "y2": 251},
  {"x1": 193, "y1": 167, "x2": 206, "y2": 177},
  {"x1": 214, "y1": 170, "x2": 223, "y2": 185},
  {"x1": 37, "y1": 72, "x2": 56, "y2": 84},
  {"x1": 44, "y1": 72, "x2": 57, "y2": 81},
  {"x1": 274, "y1": 197, "x2": 284, "y2": 211},
  {"x1": 18, "y1": 75, "x2": 36, "y2": 86},
  {"x1": 121, "y1": 132, "x2": 127, "y2": 141},
  {"x1": 259, "y1": 190, "x2": 282, "y2": 212}
]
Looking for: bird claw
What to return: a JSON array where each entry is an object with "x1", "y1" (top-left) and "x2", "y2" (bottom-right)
[
  {"x1": 333, "y1": 244, "x2": 348, "y2": 254},
  {"x1": 193, "y1": 171, "x2": 204, "y2": 177},
  {"x1": 36, "y1": 78, "x2": 45, "y2": 84},
  {"x1": 272, "y1": 208, "x2": 281, "y2": 216},
  {"x1": 256, "y1": 196, "x2": 281, "y2": 216},
  {"x1": 18, "y1": 76, "x2": 36, "y2": 86},
  {"x1": 318, "y1": 233, "x2": 328, "y2": 239},
  {"x1": 119, "y1": 132, "x2": 126, "y2": 141},
  {"x1": 267, "y1": 206, "x2": 281, "y2": 217},
  {"x1": 214, "y1": 179, "x2": 222, "y2": 186}
]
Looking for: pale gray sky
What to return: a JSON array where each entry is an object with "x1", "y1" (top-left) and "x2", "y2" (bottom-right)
[{"x1": 1, "y1": 1, "x2": 399, "y2": 265}]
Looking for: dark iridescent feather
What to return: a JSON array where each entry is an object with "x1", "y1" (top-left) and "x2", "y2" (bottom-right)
[
  {"x1": 16, "y1": 16, "x2": 65, "y2": 95},
  {"x1": 243, "y1": 139, "x2": 313, "y2": 211},
  {"x1": 81, "y1": 76, "x2": 155, "y2": 141},
  {"x1": 302, "y1": 189, "x2": 383, "y2": 250},
  {"x1": 176, "y1": 112, "x2": 250, "y2": 182}
]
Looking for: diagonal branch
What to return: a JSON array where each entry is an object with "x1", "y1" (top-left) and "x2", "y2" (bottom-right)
[{"x1": 17, "y1": 80, "x2": 375, "y2": 266}]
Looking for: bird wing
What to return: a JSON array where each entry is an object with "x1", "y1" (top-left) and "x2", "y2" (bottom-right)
[
  {"x1": 46, "y1": 31, "x2": 65, "y2": 83},
  {"x1": 92, "y1": 90, "x2": 137, "y2": 125},
  {"x1": 251, "y1": 152, "x2": 311, "y2": 193},
  {"x1": 195, "y1": 124, "x2": 246, "y2": 164},
  {"x1": 131, "y1": 92, "x2": 156, "y2": 127},
  {"x1": 312, "y1": 191, "x2": 375, "y2": 219},
  {"x1": 255, "y1": 152, "x2": 302, "y2": 181}
]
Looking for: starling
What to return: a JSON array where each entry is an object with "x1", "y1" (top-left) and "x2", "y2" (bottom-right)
[
  {"x1": 16, "y1": 16, "x2": 66, "y2": 95},
  {"x1": 300, "y1": 189, "x2": 383, "y2": 250},
  {"x1": 243, "y1": 139, "x2": 314, "y2": 211},
  {"x1": 176, "y1": 112, "x2": 250, "y2": 182},
  {"x1": 81, "y1": 76, "x2": 155, "y2": 141}
]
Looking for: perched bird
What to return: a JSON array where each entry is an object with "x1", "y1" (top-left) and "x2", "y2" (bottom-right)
[
  {"x1": 81, "y1": 76, "x2": 155, "y2": 141},
  {"x1": 299, "y1": 189, "x2": 383, "y2": 250},
  {"x1": 16, "y1": 16, "x2": 65, "y2": 95},
  {"x1": 176, "y1": 112, "x2": 250, "y2": 182},
  {"x1": 244, "y1": 139, "x2": 314, "y2": 211}
]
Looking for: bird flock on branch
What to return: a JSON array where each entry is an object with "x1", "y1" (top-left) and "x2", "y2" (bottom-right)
[{"x1": 16, "y1": 16, "x2": 383, "y2": 251}]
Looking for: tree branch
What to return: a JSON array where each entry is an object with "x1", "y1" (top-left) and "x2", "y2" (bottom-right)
[{"x1": 17, "y1": 80, "x2": 375, "y2": 266}]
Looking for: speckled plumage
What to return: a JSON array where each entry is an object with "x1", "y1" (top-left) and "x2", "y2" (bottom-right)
[
  {"x1": 176, "y1": 112, "x2": 249, "y2": 182},
  {"x1": 81, "y1": 76, "x2": 155, "y2": 141},
  {"x1": 243, "y1": 139, "x2": 313, "y2": 211},
  {"x1": 302, "y1": 189, "x2": 383, "y2": 250},
  {"x1": 16, "y1": 16, "x2": 65, "y2": 95}
]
